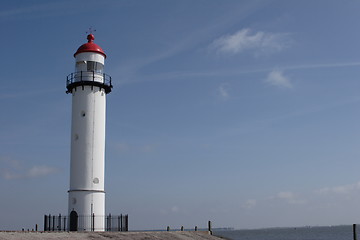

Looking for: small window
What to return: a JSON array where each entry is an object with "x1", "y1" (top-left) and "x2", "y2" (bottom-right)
[
  {"x1": 87, "y1": 61, "x2": 104, "y2": 73},
  {"x1": 93, "y1": 178, "x2": 99, "y2": 184},
  {"x1": 75, "y1": 61, "x2": 86, "y2": 72},
  {"x1": 87, "y1": 61, "x2": 95, "y2": 71}
]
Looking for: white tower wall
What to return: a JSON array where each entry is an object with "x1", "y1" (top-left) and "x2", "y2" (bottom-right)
[{"x1": 68, "y1": 50, "x2": 107, "y2": 231}]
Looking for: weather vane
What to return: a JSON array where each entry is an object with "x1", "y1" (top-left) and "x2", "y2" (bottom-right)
[{"x1": 86, "y1": 27, "x2": 96, "y2": 35}]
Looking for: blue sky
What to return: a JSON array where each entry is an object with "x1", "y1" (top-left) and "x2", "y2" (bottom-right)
[{"x1": 2, "y1": 0, "x2": 360, "y2": 231}]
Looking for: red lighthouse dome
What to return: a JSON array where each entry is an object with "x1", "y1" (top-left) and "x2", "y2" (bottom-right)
[{"x1": 74, "y1": 34, "x2": 106, "y2": 58}]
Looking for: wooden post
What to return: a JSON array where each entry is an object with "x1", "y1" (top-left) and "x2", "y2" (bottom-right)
[
  {"x1": 208, "y1": 221, "x2": 212, "y2": 235},
  {"x1": 181, "y1": 226, "x2": 184, "y2": 231},
  {"x1": 354, "y1": 224, "x2": 357, "y2": 240},
  {"x1": 167, "y1": 226, "x2": 170, "y2": 231},
  {"x1": 35, "y1": 224, "x2": 38, "y2": 231},
  {"x1": 195, "y1": 226, "x2": 198, "y2": 231}
]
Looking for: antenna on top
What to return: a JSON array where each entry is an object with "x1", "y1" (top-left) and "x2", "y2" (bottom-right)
[{"x1": 86, "y1": 27, "x2": 96, "y2": 35}]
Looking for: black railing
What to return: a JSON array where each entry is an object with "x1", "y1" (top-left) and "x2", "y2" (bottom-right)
[
  {"x1": 66, "y1": 71, "x2": 113, "y2": 94},
  {"x1": 44, "y1": 214, "x2": 128, "y2": 232}
]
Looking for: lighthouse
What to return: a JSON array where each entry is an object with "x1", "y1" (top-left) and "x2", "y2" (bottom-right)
[{"x1": 66, "y1": 33, "x2": 112, "y2": 231}]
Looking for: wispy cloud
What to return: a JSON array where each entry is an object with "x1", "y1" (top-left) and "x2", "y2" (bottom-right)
[
  {"x1": 126, "y1": 61, "x2": 360, "y2": 85},
  {"x1": 113, "y1": 142, "x2": 158, "y2": 154},
  {"x1": 114, "y1": 2, "x2": 270, "y2": 83},
  {"x1": 242, "y1": 199, "x2": 257, "y2": 209},
  {"x1": 218, "y1": 83, "x2": 230, "y2": 100},
  {"x1": 27, "y1": 166, "x2": 57, "y2": 178},
  {"x1": 316, "y1": 182, "x2": 360, "y2": 195},
  {"x1": 0, "y1": 1, "x2": 110, "y2": 20},
  {"x1": 265, "y1": 70, "x2": 292, "y2": 88},
  {"x1": 160, "y1": 205, "x2": 181, "y2": 215},
  {"x1": 271, "y1": 191, "x2": 307, "y2": 205},
  {"x1": 210, "y1": 28, "x2": 291, "y2": 56},
  {"x1": 0, "y1": 157, "x2": 58, "y2": 180},
  {"x1": 0, "y1": 2, "x2": 72, "y2": 19},
  {"x1": 2, "y1": 165, "x2": 58, "y2": 180}
]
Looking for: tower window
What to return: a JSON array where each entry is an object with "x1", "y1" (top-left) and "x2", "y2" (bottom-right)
[
  {"x1": 87, "y1": 61, "x2": 103, "y2": 73},
  {"x1": 75, "y1": 61, "x2": 86, "y2": 72}
]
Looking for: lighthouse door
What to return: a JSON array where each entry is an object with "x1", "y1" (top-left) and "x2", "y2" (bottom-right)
[{"x1": 69, "y1": 210, "x2": 78, "y2": 231}]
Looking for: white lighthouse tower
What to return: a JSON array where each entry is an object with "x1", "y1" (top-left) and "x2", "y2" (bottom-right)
[{"x1": 66, "y1": 33, "x2": 112, "y2": 231}]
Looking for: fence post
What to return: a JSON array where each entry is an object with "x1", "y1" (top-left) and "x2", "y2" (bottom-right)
[
  {"x1": 44, "y1": 215, "x2": 47, "y2": 232},
  {"x1": 195, "y1": 226, "x2": 197, "y2": 231},
  {"x1": 118, "y1": 215, "x2": 121, "y2": 231},
  {"x1": 52, "y1": 215, "x2": 55, "y2": 231},
  {"x1": 63, "y1": 217, "x2": 66, "y2": 231},
  {"x1": 35, "y1": 224, "x2": 38, "y2": 232},
  {"x1": 48, "y1": 214, "x2": 51, "y2": 231},
  {"x1": 354, "y1": 224, "x2": 357, "y2": 240},
  {"x1": 125, "y1": 215, "x2": 129, "y2": 232},
  {"x1": 181, "y1": 226, "x2": 184, "y2": 231},
  {"x1": 167, "y1": 226, "x2": 170, "y2": 231},
  {"x1": 48, "y1": 214, "x2": 52, "y2": 231},
  {"x1": 120, "y1": 214, "x2": 123, "y2": 232},
  {"x1": 44, "y1": 215, "x2": 47, "y2": 231},
  {"x1": 58, "y1": 214, "x2": 61, "y2": 231},
  {"x1": 208, "y1": 221, "x2": 212, "y2": 235},
  {"x1": 91, "y1": 213, "x2": 94, "y2": 231},
  {"x1": 126, "y1": 214, "x2": 129, "y2": 232}
]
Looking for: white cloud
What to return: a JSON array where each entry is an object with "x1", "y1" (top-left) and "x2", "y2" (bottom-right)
[
  {"x1": 243, "y1": 199, "x2": 257, "y2": 209},
  {"x1": 277, "y1": 191, "x2": 295, "y2": 200},
  {"x1": 265, "y1": 70, "x2": 292, "y2": 88},
  {"x1": 218, "y1": 83, "x2": 230, "y2": 100},
  {"x1": 114, "y1": 142, "x2": 158, "y2": 153},
  {"x1": 160, "y1": 206, "x2": 180, "y2": 215},
  {"x1": 2, "y1": 165, "x2": 57, "y2": 180},
  {"x1": 0, "y1": 157, "x2": 57, "y2": 180},
  {"x1": 26, "y1": 166, "x2": 57, "y2": 178},
  {"x1": 211, "y1": 28, "x2": 291, "y2": 56},
  {"x1": 316, "y1": 182, "x2": 360, "y2": 195},
  {"x1": 171, "y1": 206, "x2": 179, "y2": 213},
  {"x1": 115, "y1": 142, "x2": 130, "y2": 152},
  {"x1": 272, "y1": 191, "x2": 307, "y2": 205}
]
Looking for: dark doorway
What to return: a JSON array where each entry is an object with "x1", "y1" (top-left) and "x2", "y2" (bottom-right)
[{"x1": 69, "y1": 210, "x2": 78, "y2": 231}]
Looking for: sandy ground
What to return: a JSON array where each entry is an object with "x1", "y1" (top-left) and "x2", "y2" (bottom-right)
[{"x1": 0, "y1": 231, "x2": 225, "y2": 240}]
